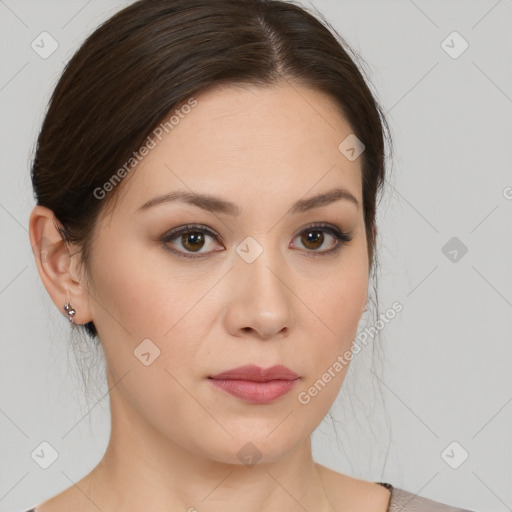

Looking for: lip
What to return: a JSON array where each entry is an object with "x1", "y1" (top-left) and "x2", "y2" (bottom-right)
[
  {"x1": 210, "y1": 364, "x2": 299, "y2": 381},
  {"x1": 208, "y1": 365, "x2": 300, "y2": 404}
]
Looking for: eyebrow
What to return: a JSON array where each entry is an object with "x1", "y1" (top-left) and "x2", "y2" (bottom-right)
[{"x1": 136, "y1": 187, "x2": 360, "y2": 215}]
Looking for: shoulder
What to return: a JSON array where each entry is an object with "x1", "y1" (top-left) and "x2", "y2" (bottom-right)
[
  {"x1": 20, "y1": 471, "x2": 97, "y2": 512},
  {"x1": 316, "y1": 465, "x2": 393, "y2": 511},
  {"x1": 387, "y1": 485, "x2": 477, "y2": 512}
]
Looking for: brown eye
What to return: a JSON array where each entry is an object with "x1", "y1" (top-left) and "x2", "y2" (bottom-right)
[
  {"x1": 291, "y1": 224, "x2": 353, "y2": 256},
  {"x1": 179, "y1": 231, "x2": 206, "y2": 252},
  {"x1": 299, "y1": 229, "x2": 326, "y2": 251},
  {"x1": 161, "y1": 223, "x2": 352, "y2": 260},
  {"x1": 162, "y1": 225, "x2": 221, "y2": 259}
]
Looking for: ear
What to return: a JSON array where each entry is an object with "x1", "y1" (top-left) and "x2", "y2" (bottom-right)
[{"x1": 29, "y1": 205, "x2": 93, "y2": 326}]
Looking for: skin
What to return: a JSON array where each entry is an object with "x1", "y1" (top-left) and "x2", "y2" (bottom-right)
[{"x1": 29, "y1": 81, "x2": 389, "y2": 512}]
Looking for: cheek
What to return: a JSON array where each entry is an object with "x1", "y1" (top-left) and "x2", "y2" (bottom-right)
[
  {"x1": 87, "y1": 239, "x2": 178, "y2": 340},
  {"x1": 104, "y1": 355, "x2": 210, "y2": 454},
  {"x1": 310, "y1": 264, "x2": 368, "y2": 340},
  {"x1": 298, "y1": 263, "x2": 367, "y2": 388},
  {"x1": 294, "y1": 233, "x2": 368, "y2": 343}
]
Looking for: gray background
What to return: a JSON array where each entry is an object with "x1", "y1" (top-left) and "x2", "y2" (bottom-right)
[{"x1": 1, "y1": 0, "x2": 511, "y2": 511}]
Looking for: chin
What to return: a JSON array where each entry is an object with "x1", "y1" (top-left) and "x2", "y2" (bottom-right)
[{"x1": 201, "y1": 431, "x2": 305, "y2": 468}]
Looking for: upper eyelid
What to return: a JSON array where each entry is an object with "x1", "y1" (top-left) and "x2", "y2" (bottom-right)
[
  {"x1": 163, "y1": 224, "x2": 220, "y2": 241},
  {"x1": 162, "y1": 223, "x2": 346, "y2": 240}
]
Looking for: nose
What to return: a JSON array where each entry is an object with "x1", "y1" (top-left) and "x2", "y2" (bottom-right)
[{"x1": 222, "y1": 245, "x2": 294, "y2": 341}]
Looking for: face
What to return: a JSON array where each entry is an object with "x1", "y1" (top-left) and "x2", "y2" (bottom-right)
[{"x1": 83, "y1": 81, "x2": 369, "y2": 465}]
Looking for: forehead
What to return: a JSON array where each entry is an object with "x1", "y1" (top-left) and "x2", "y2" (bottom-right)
[{"x1": 112, "y1": 82, "x2": 363, "y2": 214}]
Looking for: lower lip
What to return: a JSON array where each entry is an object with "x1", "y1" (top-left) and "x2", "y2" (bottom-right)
[{"x1": 209, "y1": 378, "x2": 299, "y2": 404}]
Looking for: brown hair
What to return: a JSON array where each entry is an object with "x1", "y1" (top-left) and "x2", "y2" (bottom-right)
[{"x1": 31, "y1": 0, "x2": 392, "y2": 340}]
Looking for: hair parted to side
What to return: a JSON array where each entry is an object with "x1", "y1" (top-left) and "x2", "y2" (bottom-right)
[{"x1": 31, "y1": 0, "x2": 392, "y2": 341}]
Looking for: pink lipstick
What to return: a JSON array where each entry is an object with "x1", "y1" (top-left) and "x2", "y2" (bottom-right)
[{"x1": 208, "y1": 364, "x2": 300, "y2": 404}]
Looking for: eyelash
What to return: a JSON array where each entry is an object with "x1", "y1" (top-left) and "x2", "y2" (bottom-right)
[{"x1": 160, "y1": 223, "x2": 353, "y2": 260}]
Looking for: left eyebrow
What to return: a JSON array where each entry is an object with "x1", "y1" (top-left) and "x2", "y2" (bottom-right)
[
  {"x1": 136, "y1": 187, "x2": 360, "y2": 215},
  {"x1": 289, "y1": 187, "x2": 360, "y2": 213}
]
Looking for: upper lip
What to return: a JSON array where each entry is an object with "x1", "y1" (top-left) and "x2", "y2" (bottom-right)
[{"x1": 209, "y1": 364, "x2": 299, "y2": 382}]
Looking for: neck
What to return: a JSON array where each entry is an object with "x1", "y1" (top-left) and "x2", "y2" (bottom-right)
[{"x1": 84, "y1": 379, "x2": 336, "y2": 512}]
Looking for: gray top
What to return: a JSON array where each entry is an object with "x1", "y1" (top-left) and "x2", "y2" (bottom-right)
[
  {"x1": 23, "y1": 483, "x2": 477, "y2": 512},
  {"x1": 376, "y1": 482, "x2": 476, "y2": 511}
]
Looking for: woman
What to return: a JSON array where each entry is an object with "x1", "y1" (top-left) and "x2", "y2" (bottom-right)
[{"x1": 26, "y1": 0, "x2": 477, "y2": 510}]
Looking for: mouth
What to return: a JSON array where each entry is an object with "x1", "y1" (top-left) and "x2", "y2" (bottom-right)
[{"x1": 208, "y1": 364, "x2": 300, "y2": 404}]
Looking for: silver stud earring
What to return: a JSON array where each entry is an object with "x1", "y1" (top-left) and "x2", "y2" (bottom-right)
[{"x1": 63, "y1": 302, "x2": 76, "y2": 323}]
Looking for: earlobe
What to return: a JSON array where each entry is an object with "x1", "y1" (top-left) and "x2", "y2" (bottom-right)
[{"x1": 28, "y1": 205, "x2": 93, "y2": 326}]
